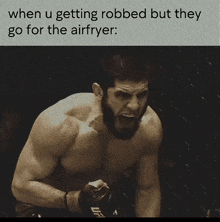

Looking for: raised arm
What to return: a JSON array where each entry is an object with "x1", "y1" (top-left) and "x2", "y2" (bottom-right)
[
  {"x1": 11, "y1": 108, "x2": 79, "y2": 210},
  {"x1": 135, "y1": 113, "x2": 163, "y2": 217}
]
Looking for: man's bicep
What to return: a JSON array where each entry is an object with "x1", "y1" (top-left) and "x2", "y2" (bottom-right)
[
  {"x1": 137, "y1": 112, "x2": 163, "y2": 189},
  {"x1": 13, "y1": 139, "x2": 58, "y2": 185},
  {"x1": 136, "y1": 152, "x2": 160, "y2": 190}
]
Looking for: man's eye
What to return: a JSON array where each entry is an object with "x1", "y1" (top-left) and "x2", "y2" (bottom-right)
[
  {"x1": 137, "y1": 91, "x2": 148, "y2": 99},
  {"x1": 116, "y1": 92, "x2": 131, "y2": 99}
]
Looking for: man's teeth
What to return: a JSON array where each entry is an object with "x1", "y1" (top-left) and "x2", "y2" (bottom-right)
[{"x1": 121, "y1": 114, "x2": 135, "y2": 117}]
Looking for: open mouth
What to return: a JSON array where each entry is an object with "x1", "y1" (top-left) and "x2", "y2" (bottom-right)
[
  {"x1": 118, "y1": 114, "x2": 137, "y2": 126},
  {"x1": 120, "y1": 114, "x2": 136, "y2": 118}
]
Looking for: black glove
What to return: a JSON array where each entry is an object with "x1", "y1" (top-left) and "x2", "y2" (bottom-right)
[{"x1": 78, "y1": 180, "x2": 117, "y2": 217}]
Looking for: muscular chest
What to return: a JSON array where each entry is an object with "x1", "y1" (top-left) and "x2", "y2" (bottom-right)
[{"x1": 61, "y1": 123, "x2": 145, "y2": 174}]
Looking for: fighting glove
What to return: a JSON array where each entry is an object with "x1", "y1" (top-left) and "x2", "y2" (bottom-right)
[{"x1": 78, "y1": 179, "x2": 117, "y2": 217}]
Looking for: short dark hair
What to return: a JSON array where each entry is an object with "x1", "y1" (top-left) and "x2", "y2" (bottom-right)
[{"x1": 97, "y1": 54, "x2": 155, "y2": 93}]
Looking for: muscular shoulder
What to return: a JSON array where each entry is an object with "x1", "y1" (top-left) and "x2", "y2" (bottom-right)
[
  {"x1": 50, "y1": 93, "x2": 95, "y2": 118},
  {"x1": 139, "y1": 106, "x2": 163, "y2": 154},
  {"x1": 28, "y1": 93, "x2": 94, "y2": 156},
  {"x1": 143, "y1": 106, "x2": 162, "y2": 135},
  {"x1": 28, "y1": 110, "x2": 77, "y2": 156}
]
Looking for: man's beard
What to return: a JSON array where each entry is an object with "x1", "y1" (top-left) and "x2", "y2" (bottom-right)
[{"x1": 101, "y1": 96, "x2": 148, "y2": 140}]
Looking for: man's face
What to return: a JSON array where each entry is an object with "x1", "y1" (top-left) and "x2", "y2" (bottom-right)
[{"x1": 101, "y1": 79, "x2": 149, "y2": 140}]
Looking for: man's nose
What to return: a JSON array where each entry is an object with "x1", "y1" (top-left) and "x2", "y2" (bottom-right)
[{"x1": 127, "y1": 95, "x2": 140, "y2": 112}]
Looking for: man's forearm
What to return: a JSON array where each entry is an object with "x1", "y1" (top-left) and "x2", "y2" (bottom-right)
[
  {"x1": 135, "y1": 185, "x2": 161, "y2": 217},
  {"x1": 12, "y1": 180, "x2": 80, "y2": 212}
]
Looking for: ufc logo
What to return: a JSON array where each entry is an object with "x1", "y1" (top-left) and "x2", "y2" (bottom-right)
[{"x1": 91, "y1": 207, "x2": 105, "y2": 217}]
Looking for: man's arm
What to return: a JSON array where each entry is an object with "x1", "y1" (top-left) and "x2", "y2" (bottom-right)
[
  {"x1": 135, "y1": 151, "x2": 161, "y2": 217},
  {"x1": 11, "y1": 109, "x2": 80, "y2": 212},
  {"x1": 135, "y1": 113, "x2": 163, "y2": 217}
]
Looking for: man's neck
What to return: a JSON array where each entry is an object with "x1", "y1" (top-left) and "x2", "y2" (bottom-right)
[{"x1": 86, "y1": 98, "x2": 107, "y2": 133}]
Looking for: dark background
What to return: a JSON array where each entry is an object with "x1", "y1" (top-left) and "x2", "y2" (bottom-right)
[{"x1": 0, "y1": 46, "x2": 219, "y2": 217}]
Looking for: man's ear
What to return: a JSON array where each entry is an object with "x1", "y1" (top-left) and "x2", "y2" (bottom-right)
[{"x1": 92, "y1": 83, "x2": 103, "y2": 99}]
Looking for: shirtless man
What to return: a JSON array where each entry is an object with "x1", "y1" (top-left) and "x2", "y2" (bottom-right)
[{"x1": 11, "y1": 54, "x2": 163, "y2": 217}]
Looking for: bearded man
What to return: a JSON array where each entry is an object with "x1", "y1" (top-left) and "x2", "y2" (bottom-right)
[{"x1": 11, "y1": 54, "x2": 163, "y2": 217}]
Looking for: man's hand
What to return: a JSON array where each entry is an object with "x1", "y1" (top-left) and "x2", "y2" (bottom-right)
[
  {"x1": 67, "y1": 179, "x2": 116, "y2": 217},
  {"x1": 79, "y1": 179, "x2": 110, "y2": 209},
  {"x1": 88, "y1": 179, "x2": 109, "y2": 190}
]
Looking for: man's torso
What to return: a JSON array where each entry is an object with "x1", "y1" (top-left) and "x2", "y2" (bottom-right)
[{"x1": 38, "y1": 93, "x2": 155, "y2": 192}]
